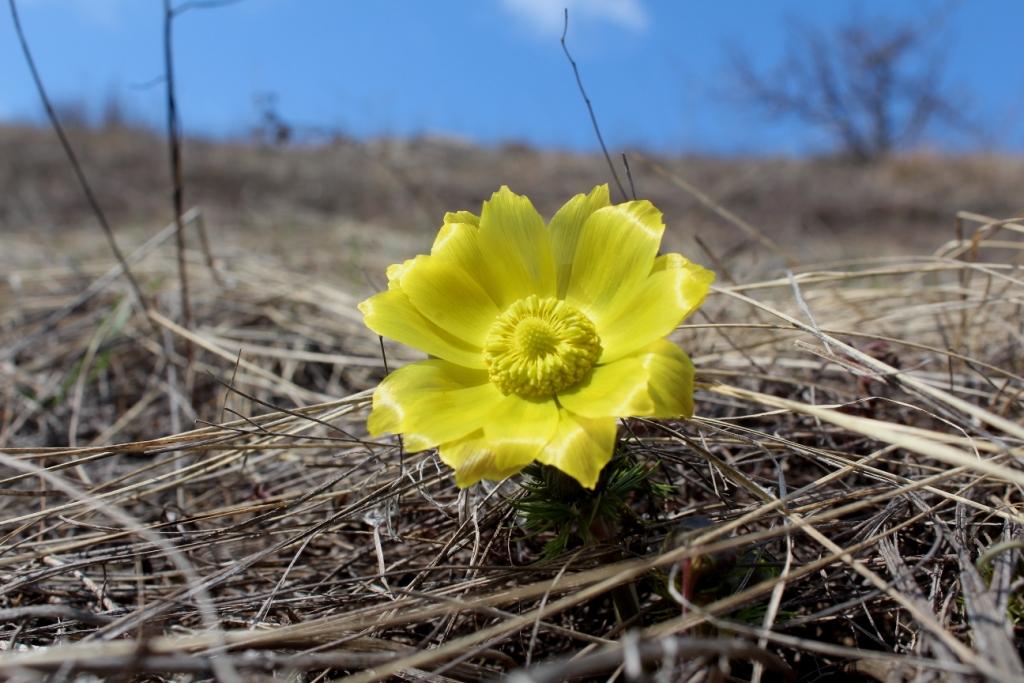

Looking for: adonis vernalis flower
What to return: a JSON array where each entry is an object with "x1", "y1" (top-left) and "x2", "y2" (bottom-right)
[{"x1": 359, "y1": 185, "x2": 714, "y2": 489}]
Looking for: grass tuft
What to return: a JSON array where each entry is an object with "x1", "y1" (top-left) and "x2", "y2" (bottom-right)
[{"x1": 1, "y1": 204, "x2": 1022, "y2": 680}]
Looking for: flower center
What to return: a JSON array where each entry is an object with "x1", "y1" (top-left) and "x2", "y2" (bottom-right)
[{"x1": 483, "y1": 295, "x2": 601, "y2": 398}]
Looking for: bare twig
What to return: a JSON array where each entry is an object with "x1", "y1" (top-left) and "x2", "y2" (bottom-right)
[
  {"x1": 560, "y1": 9, "x2": 626, "y2": 201},
  {"x1": 621, "y1": 153, "x2": 637, "y2": 200},
  {"x1": 7, "y1": 0, "x2": 151, "y2": 318},
  {"x1": 162, "y1": 0, "x2": 195, "y2": 388}
]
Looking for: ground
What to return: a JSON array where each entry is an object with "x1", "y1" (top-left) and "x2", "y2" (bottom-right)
[{"x1": 0, "y1": 125, "x2": 1022, "y2": 681}]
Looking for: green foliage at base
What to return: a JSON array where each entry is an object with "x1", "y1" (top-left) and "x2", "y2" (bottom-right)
[
  {"x1": 976, "y1": 541, "x2": 1024, "y2": 625},
  {"x1": 514, "y1": 451, "x2": 672, "y2": 558}
]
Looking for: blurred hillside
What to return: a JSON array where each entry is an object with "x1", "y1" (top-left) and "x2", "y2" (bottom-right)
[{"x1": 3, "y1": 124, "x2": 1022, "y2": 261}]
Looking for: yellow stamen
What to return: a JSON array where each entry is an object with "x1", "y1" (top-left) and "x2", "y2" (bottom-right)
[{"x1": 483, "y1": 295, "x2": 601, "y2": 398}]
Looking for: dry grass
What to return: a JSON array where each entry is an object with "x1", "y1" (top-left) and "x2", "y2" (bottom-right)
[
  {"x1": 5, "y1": 123, "x2": 1024, "y2": 260},
  {"x1": 1, "y1": 170, "x2": 1023, "y2": 680}
]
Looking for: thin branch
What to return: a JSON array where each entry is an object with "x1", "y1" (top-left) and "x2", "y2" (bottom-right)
[
  {"x1": 560, "y1": 9, "x2": 626, "y2": 201},
  {"x1": 621, "y1": 153, "x2": 637, "y2": 200},
  {"x1": 7, "y1": 0, "x2": 151, "y2": 319},
  {"x1": 172, "y1": 0, "x2": 246, "y2": 16},
  {"x1": 378, "y1": 334, "x2": 404, "y2": 532},
  {"x1": 162, "y1": 0, "x2": 195, "y2": 389}
]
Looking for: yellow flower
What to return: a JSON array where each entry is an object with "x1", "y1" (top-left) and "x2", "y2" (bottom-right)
[{"x1": 359, "y1": 185, "x2": 714, "y2": 489}]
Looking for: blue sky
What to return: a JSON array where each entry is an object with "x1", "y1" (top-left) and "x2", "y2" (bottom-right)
[{"x1": 2, "y1": 0, "x2": 1023, "y2": 154}]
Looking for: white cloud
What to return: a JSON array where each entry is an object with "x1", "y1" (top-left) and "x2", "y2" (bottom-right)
[{"x1": 500, "y1": 0, "x2": 649, "y2": 37}]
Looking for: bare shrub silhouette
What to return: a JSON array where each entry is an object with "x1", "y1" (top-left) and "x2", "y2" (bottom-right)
[{"x1": 728, "y1": 9, "x2": 971, "y2": 161}]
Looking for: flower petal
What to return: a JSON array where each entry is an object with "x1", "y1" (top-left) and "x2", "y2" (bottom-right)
[
  {"x1": 634, "y1": 339, "x2": 696, "y2": 418},
  {"x1": 598, "y1": 253, "x2": 715, "y2": 362},
  {"x1": 430, "y1": 220, "x2": 507, "y2": 309},
  {"x1": 359, "y1": 289, "x2": 485, "y2": 369},
  {"x1": 565, "y1": 200, "x2": 665, "y2": 328},
  {"x1": 438, "y1": 394, "x2": 559, "y2": 487},
  {"x1": 385, "y1": 258, "x2": 416, "y2": 289},
  {"x1": 535, "y1": 410, "x2": 617, "y2": 489},
  {"x1": 443, "y1": 210, "x2": 479, "y2": 227},
  {"x1": 557, "y1": 356, "x2": 655, "y2": 418},
  {"x1": 438, "y1": 431, "x2": 538, "y2": 487},
  {"x1": 367, "y1": 360, "x2": 503, "y2": 451},
  {"x1": 478, "y1": 186, "x2": 557, "y2": 306},
  {"x1": 399, "y1": 254, "x2": 499, "y2": 347},
  {"x1": 483, "y1": 394, "x2": 560, "y2": 452},
  {"x1": 548, "y1": 185, "x2": 610, "y2": 298}
]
